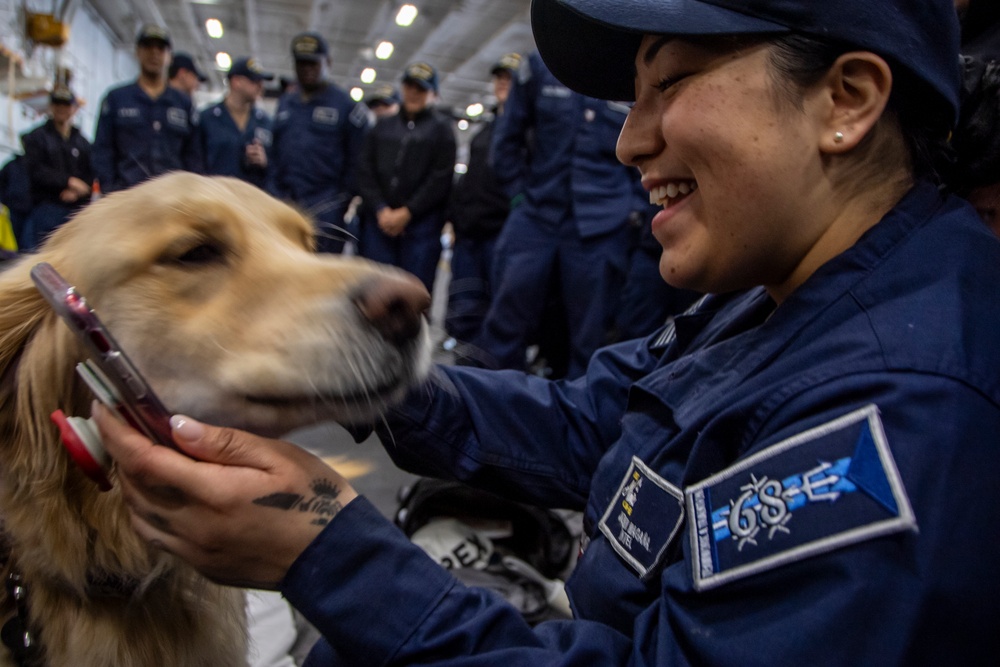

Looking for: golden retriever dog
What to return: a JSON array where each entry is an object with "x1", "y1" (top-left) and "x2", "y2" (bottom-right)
[{"x1": 0, "y1": 172, "x2": 433, "y2": 666}]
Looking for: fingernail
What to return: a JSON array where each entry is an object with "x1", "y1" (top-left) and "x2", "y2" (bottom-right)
[
  {"x1": 170, "y1": 415, "x2": 205, "y2": 442},
  {"x1": 91, "y1": 399, "x2": 102, "y2": 419}
]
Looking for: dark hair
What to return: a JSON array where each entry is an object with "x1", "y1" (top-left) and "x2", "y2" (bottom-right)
[{"x1": 766, "y1": 34, "x2": 953, "y2": 182}]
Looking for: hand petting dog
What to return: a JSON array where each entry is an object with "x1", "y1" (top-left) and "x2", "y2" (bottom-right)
[{"x1": 95, "y1": 402, "x2": 357, "y2": 590}]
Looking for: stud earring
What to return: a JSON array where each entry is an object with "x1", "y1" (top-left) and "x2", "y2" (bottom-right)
[{"x1": 833, "y1": 131, "x2": 845, "y2": 144}]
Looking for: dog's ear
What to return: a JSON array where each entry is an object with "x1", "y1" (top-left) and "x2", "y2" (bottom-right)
[
  {"x1": 0, "y1": 257, "x2": 87, "y2": 467},
  {"x1": 0, "y1": 257, "x2": 50, "y2": 387}
]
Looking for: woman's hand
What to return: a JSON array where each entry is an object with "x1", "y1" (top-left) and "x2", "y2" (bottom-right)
[{"x1": 94, "y1": 403, "x2": 358, "y2": 589}]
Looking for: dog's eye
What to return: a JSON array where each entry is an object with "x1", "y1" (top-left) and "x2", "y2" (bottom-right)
[{"x1": 174, "y1": 243, "x2": 225, "y2": 265}]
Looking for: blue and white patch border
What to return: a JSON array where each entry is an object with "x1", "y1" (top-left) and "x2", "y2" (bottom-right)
[
  {"x1": 599, "y1": 456, "x2": 684, "y2": 579},
  {"x1": 686, "y1": 404, "x2": 917, "y2": 591}
]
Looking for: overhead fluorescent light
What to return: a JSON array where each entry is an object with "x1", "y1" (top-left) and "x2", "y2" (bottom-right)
[
  {"x1": 205, "y1": 18, "x2": 223, "y2": 39},
  {"x1": 396, "y1": 4, "x2": 418, "y2": 27},
  {"x1": 360, "y1": 68, "x2": 376, "y2": 84},
  {"x1": 350, "y1": 87, "x2": 363, "y2": 101},
  {"x1": 466, "y1": 103, "x2": 484, "y2": 117},
  {"x1": 215, "y1": 52, "x2": 231, "y2": 69},
  {"x1": 375, "y1": 41, "x2": 394, "y2": 60}
]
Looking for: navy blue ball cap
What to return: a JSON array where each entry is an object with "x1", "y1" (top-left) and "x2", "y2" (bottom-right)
[
  {"x1": 50, "y1": 85, "x2": 76, "y2": 105},
  {"x1": 169, "y1": 52, "x2": 207, "y2": 82},
  {"x1": 491, "y1": 53, "x2": 523, "y2": 76},
  {"x1": 291, "y1": 32, "x2": 329, "y2": 61},
  {"x1": 367, "y1": 83, "x2": 400, "y2": 107},
  {"x1": 402, "y1": 61, "x2": 439, "y2": 93},
  {"x1": 530, "y1": 0, "x2": 962, "y2": 123},
  {"x1": 136, "y1": 23, "x2": 171, "y2": 48},
  {"x1": 228, "y1": 57, "x2": 275, "y2": 82}
]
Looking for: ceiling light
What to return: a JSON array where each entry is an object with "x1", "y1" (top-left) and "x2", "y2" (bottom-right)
[
  {"x1": 350, "y1": 87, "x2": 364, "y2": 101},
  {"x1": 360, "y1": 68, "x2": 376, "y2": 84},
  {"x1": 215, "y1": 52, "x2": 231, "y2": 69},
  {"x1": 396, "y1": 4, "x2": 418, "y2": 27},
  {"x1": 205, "y1": 18, "x2": 223, "y2": 39},
  {"x1": 466, "y1": 103, "x2": 484, "y2": 118},
  {"x1": 375, "y1": 41, "x2": 394, "y2": 60}
]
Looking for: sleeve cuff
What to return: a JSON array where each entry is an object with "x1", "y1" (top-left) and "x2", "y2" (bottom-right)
[{"x1": 281, "y1": 495, "x2": 455, "y2": 665}]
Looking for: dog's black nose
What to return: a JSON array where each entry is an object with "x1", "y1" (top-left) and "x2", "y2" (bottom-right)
[{"x1": 352, "y1": 274, "x2": 431, "y2": 347}]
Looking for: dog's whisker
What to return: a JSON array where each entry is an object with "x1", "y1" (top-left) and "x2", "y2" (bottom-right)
[
  {"x1": 315, "y1": 227, "x2": 358, "y2": 243},
  {"x1": 305, "y1": 195, "x2": 350, "y2": 218},
  {"x1": 379, "y1": 413, "x2": 397, "y2": 449},
  {"x1": 318, "y1": 223, "x2": 359, "y2": 242}
]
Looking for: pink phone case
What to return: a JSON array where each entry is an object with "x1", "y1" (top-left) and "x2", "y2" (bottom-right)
[{"x1": 30, "y1": 262, "x2": 175, "y2": 449}]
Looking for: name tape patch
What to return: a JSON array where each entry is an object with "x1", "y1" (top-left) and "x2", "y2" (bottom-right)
[
  {"x1": 599, "y1": 456, "x2": 684, "y2": 579},
  {"x1": 166, "y1": 107, "x2": 188, "y2": 128},
  {"x1": 312, "y1": 107, "x2": 340, "y2": 125},
  {"x1": 686, "y1": 404, "x2": 916, "y2": 591}
]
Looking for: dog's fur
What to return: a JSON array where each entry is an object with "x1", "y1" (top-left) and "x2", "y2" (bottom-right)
[{"x1": 0, "y1": 173, "x2": 432, "y2": 666}]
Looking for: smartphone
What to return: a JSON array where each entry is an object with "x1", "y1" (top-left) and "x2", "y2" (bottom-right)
[{"x1": 30, "y1": 262, "x2": 176, "y2": 449}]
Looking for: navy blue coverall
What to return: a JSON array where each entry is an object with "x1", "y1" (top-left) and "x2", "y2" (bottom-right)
[
  {"x1": 269, "y1": 83, "x2": 371, "y2": 253},
  {"x1": 472, "y1": 51, "x2": 645, "y2": 379},
  {"x1": 616, "y1": 200, "x2": 701, "y2": 340},
  {"x1": 199, "y1": 101, "x2": 272, "y2": 189},
  {"x1": 92, "y1": 83, "x2": 202, "y2": 194},
  {"x1": 283, "y1": 182, "x2": 1000, "y2": 665}
]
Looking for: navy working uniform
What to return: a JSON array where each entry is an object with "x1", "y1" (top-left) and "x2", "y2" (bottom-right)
[
  {"x1": 473, "y1": 51, "x2": 644, "y2": 379},
  {"x1": 356, "y1": 85, "x2": 456, "y2": 292},
  {"x1": 92, "y1": 83, "x2": 201, "y2": 194},
  {"x1": 269, "y1": 82, "x2": 370, "y2": 253},
  {"x1": 20, "y1": 118, "x2": 93, "y2": 249},
  {"x1": 199, "y1": 103, "x2": 272, "y2": 189},
  {"x1": 281, "y1": 182, "x2": 1000, "y2": 664},
  {"x1": 616, "y1": 200, "x2": 701, "y2": 340}
]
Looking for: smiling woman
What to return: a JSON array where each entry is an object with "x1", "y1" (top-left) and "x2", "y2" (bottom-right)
[
  {"x1": 94, "y1": 1, "x2": 1000, "y2": 666},
  {"x1": 616, "y1": 34, "x2": 922, "y2": 301}
]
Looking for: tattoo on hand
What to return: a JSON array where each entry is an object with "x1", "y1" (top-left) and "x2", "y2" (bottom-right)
[{"x1": 253, "y1": 479, "x2": 344, "y2": 526}]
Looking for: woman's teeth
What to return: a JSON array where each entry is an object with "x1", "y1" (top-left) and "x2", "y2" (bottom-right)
[{"x1": 649, "y1": 181, "x2": 698, "y2": 206}]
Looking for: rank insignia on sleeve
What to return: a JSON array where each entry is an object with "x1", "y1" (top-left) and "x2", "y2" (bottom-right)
[
  {"x1": 599, "y1": 456, "x2": 684, "y2": 579},
  {"x1": 686, "y1": 404, "x2": 916, "y2": 591}
]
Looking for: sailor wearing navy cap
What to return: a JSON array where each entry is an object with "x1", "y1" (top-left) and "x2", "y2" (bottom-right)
[
  {"x1": 97, "y1": 1, "x2": 1000, "y2": 665},
  {"x1": 92, "y1": 24, "x2": 202, "y2": 193},
  {"x1": 471, "y1": 47, "x2": 645, "y2": 379},
  {"x1": 168, "y1": 52, "x2": 208, "y2": 99},
  {"x1": 365, "y1": 84, "x2": 400, "y2": 119},
  {"x1": 269, "y1": 32, "x2": 372, "y2": 253},
  {"x1": 356, "y1": 61, "x2": 456, "y2": 291},
  {"x1": 199, "y1": 57, "x2": 275, "y2": 188},
  {"x1": 19, "y1": 84, "x2": 93, "y2": 249}
]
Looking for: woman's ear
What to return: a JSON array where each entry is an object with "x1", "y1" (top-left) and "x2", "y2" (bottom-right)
[{"x1": 817, "y1": 52, "x2": 893, "y2": 154}]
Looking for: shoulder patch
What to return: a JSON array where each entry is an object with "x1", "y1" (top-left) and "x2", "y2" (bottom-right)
[
  {"x1": 599, "y1": 456, "x2": 684, "y2": 579},
  {"x1": 349, "y1": 103, "x2": 373, "y2": 128},
  {"x1": 686, "y1": 404, "x2": 916, "y2": 591}
]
